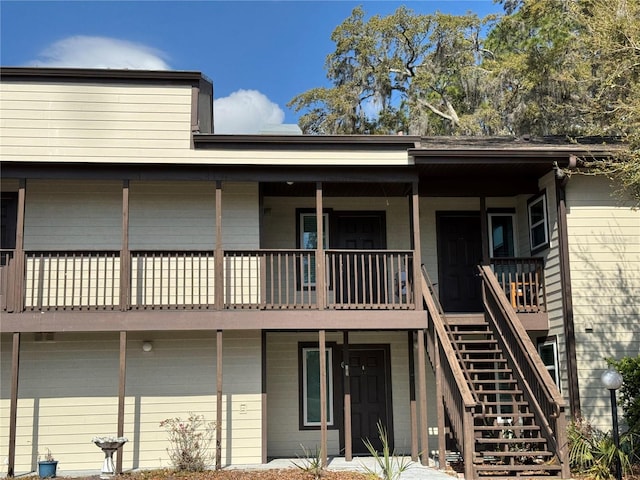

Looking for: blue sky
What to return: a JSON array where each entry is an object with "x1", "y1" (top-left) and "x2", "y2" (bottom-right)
[{"x1": 1, "y1": 1, "x2": 503, "y2": 133}]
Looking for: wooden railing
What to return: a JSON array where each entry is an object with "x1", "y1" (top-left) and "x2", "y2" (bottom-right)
[
  {"x1": 420, "y1": 265, "x2": 477, "y2": 480},
  {"x1": 491, "y1": 257, "x2": 545, "y2": 313},
  {"x1": 478, "y1": 265, "x2": 570, "y2": 479},
  {"x1": 3, "y1": 249, "x2": 417, "y2": 312}
]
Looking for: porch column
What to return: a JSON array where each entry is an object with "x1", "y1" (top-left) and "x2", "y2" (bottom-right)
[
  {"x1": 408, "y1": 331, "x2": 419, "y2": 461},
  {"x1": 120, "y1": 181, "x2": 130, "y2": 311},
  {"x1": 215, "y1": 182, "x2": 224, "y2": 310},
  {"x1": 315, "y1": 183, "x2": 326, "y2": 309},
  {"x1": 319, "y1": 329, "x2": 328, "y2": 467},
  {"x1": 12, "y1": 179, "x2": 26, "y2": 312},
  {"x1": 261, "y1": 331, "x2": 268, "y2": 463},
  {"x1": 416, "y1": 329, "x2": 429, "y2": 466},
  {"x1": 434, "y1": 333, "x2": 446, "y2": 468},
  {"x1": 216, "y1": 330, "x2": 223, "y2": 469},
  {"x1": 556, "y1": 175, "x2": 581, "y2": 416},
  {"x1": 343, "y1": 331, "x2": 352, "y2": 461},
  {"x1": 116, "y1": 331, "x2": 127, "y2": 474},
  {"x1": 7, "y1": 332, "x2": 20, "y2": 477},
  {"x1": 411, "y1": 181, "x2": 423, "y2": 310},
  {"x1": 480, "y1": 197, "x2": 490, "y2": 265}
]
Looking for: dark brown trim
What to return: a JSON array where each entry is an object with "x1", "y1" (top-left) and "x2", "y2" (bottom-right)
[
  {"x1": 120, "y1": 181, "x2": 130, "y2": 311},
  {"x1": 417, "y1": 329, "x2": 429, "y2": 466},
  {"x1": 0, "y1": 67, "x2": 210, "y2": 87},
  {"x1": 410, "y1": 147, "x2": 616, "y2": 161},
  {"x1": 318, "y1": 331, "x2": 328, "y2": 467},
  {"x1": 195, "y1": 134, "x2": 420, "y2": 149},
  {"x1": 528, "y1": 190, "x2": 551, "y2": 255},
  {"x1": 215, "y1": 182, "x2": 224, "y2": 310},
  {"x1": 116, "y1": 331, "x2": 126, "y2": 474},
  {"x1": 556, "y1": 177, "x2": 581, "y2": 417},
  {"x1": 14, "y1": 180, "x2": 25, "y2": 312},
  {"x1": 411, "y1": 182, "x2": 423, "y2": 311},
  {"x1": 315, "y1": 183, "x2": 326, "y2": 310},
  {"x1": 261, "y1": 331, "x2": 268, "y2": 464},
  {"x1": 7, "y1": 332, "x2": 20, "y2": 477},
  {"x1": 342, "y1": 331, "x2": 352, "y2": 461},
  {"x1": 434, "y1": 332, "x2": 446, "y2": 468},
  {"x1": 480, "y1": 197, "x2": 490, "y2": 265},
  {"x1": 215, "y1": 330, "x2": 223, "y2": 469},
  {"x1": 0, "y1": 310, "x2": 428, "y2": 332},
  {"x1": 408, "y1": 331, "x2": 418, "y2": 461}
]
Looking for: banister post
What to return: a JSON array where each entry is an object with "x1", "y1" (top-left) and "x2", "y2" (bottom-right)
[
  {"x1": 411, "y1": 181, "x2": 422, "y2": 310},
  {"x1": 120, "y1": 180, "x2": 130, "y2": 311},
  {"x1": 315, "y1": 182, "x2": 325, "y2": 309}
]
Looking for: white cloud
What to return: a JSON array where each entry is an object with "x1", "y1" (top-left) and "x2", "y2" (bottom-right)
[
  {"x1": 28, "y1": 36, "x2": 170, "y2": 70},
  {"x1": 214, "y1": 89, "x2": 285, "y2": 134}
]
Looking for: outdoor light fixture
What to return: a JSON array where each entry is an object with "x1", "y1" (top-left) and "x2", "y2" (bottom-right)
[
  {"x1": 142, "y1": 341, "x2": 153, "y2": 352},
  {"x1": 601, "y1": 368, "x2": 624, "y2": 480}
]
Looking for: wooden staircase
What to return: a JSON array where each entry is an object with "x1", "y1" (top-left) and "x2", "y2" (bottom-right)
[
  {"x1": 447, "y1": 320, "x2": 564, "y2": 478},
  {"x1": 421, "y1": 265, "x2": 570, "y2": 480}
]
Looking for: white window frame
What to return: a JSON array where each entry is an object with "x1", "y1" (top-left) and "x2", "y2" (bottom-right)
[
  {"x1": 488, "y1": 213, "x2": 517, "y2": 258},
  {"x1": 527, "y1": 193, "x2": 549, "y2": 253},
  {"x1": 299, "y1": 212, "x2": 329, "y2": 287},
  {"x1": 537, "y1": 339, "x2": 560, "y2": 389},
  {"x1": 302, "y1": 346, "x2": 334, "y2": 427}
]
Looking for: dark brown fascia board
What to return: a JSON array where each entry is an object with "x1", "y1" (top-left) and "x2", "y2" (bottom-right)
[
  {"x1": 0, "y1": 66, "x2": 212, "y2": 89},
  {"x1": 194, "y1": 134, "x2": 422, "y2": 149}
]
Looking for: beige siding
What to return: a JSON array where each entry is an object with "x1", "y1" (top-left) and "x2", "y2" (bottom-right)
[
  {"x1": 0, "y1": 331, "x2": 262, "y2": 474},
  {"x1": 0, "y1": 82, "x2": 192, "y2": 162},
  {"x1": 24, "y1": 180, "x2": 122, "y2": 250},
  {"x1": 565, "y1": 175, "x2": 640, "y2": 430},
  {"x1": 266, "y1": 331, "x2": 438, "y2": 458}
]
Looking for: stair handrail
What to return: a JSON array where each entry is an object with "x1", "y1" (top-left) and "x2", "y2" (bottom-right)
[
  {"x1": 478, "y1": 265, "x2": 570, "y2": 479},
  {"x1": 420, "y1": 265, "x2": 478, "y2": 479}
]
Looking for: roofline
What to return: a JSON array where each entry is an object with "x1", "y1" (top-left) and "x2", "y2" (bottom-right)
[
  {"x1": 194, "y1": 134, "x2": 421, "y2": 149},
  {"x1": 0, "y1": 66, "x2": 212, "y2": 88}
]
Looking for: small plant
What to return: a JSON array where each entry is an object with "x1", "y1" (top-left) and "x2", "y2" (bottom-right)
[
  {"x1": 361, "y1": 421, "x2": 411, "y2": 480},
  {"x1": 39, "y1": 448, "x2": 55, "y2": 462},
  {"x1": 568, "y1": 417, "x2": 639, "y2": 480},
  {"x1": 160, "y1": 412, "x2": 215, "y2": 472},
  {"x1": 291, "y1": 444, "x2": 325, "y2": 479}
]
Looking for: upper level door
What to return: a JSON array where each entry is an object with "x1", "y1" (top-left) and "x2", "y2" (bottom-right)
[
  {"x1": 437, "y1": 213, "x2": 483, "y2": 312},
  {"x1": 1, "y1": 193, "x2": 18, "y2": 249}
]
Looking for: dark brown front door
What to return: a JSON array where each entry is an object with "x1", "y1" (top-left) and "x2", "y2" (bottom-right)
[
  {"x1": 437, "y1": 213, "x2": 483, "y2": 312},
  {"x1": 334, "y1": 213, "x2": 386, "y2": 304},
  {"x1": 349, "y1": 348, "x2": 392, "y2": 454}
]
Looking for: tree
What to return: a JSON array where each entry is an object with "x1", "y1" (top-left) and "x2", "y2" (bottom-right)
[{"x1": 288, "y1": 6, "x2": 492, "y2": 135}]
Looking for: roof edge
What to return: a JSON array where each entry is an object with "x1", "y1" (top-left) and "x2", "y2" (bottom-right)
[{"x1": 194, "y1": 134, "x2": 421, "y2": 148}]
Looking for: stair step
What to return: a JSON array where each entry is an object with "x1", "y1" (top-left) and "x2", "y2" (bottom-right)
[
  {"x1": 475, "y1": 389, "x2": 523, "y2": 395},
  {"x1": 476, "y1": 437, "x2": 546, "y2": 444},
  {"x1": 479, "y1": 450, "x2": 554, "y2": 458},
  {"x1": 480, "y1": 400, "x2": 528, "y2": 405},
  {"x1": 469, "y1": 368, "x2": 512, "y2": 373},
  {"x1": 450, "y1": 330, "x2": 492, "y2": 336},
  {"x1": 475, "y1": 464, "x2": 561, "y2": 471},
  {"x1": 461, "y1": 348, "x2": 502, "y2": 354},
  {"x1": 478, "y1": 412, "x2": 535, "y2": 418},
  {"x1": 474, "y1": 425, "x2": 540, "y2": 431},
  {"x1": 473, "y1": 379, "x2": 518, "y2": 384},
  {"x1": 454, "y1": 339, "x2": 498, "y2": 344}
]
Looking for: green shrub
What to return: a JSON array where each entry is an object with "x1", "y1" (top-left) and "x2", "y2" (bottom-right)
[{"x1": 607, "y1": 356, "x2": 640, "y2": 433}]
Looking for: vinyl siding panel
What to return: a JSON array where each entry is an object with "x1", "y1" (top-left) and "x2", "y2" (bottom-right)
[
  {"x1": 0, "y1": 82, "x2": 192, "y2": 160},
  {"x1": 0, "y1": 331, "x2": 262, "y2": 474},
  {"x1": 565, "y1": 175, "x2": 640, "y2": 430}
]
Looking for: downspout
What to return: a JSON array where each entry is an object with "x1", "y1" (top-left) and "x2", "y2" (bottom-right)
[{"x1": 555, "y1": 156, "x2": 581, "y2": 418}]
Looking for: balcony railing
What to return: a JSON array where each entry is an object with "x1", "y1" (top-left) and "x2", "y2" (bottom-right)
[
  {"x1": 1, "y1": 249, "x2": 415, "y2": 312},
  {"x1": 490, "y1": 257, "x2": 545, "y2": 313}
]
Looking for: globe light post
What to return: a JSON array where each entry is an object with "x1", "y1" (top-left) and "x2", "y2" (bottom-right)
[{"x1": 601, "y1": 369, "x2": 624, "y2": 480}]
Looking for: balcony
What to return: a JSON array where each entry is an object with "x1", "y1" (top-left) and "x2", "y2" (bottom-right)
[{"x1": 1, "y1": 249, "x2": 416, "y2": 312}]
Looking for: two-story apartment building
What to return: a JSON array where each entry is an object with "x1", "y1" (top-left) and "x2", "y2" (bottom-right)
[{"x1": 1, "y1": 67, "x2": 638, "y2": 479}]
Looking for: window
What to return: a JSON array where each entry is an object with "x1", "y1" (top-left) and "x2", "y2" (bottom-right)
[
  {"x1": 528, "y1": 192, "x2": 549, "y2": 253},
  {"x1": 298, "y1": 212, "x2": 329, "y2": 287},
  {"x1": 489, "y1": 213, "x2": 516, "y2": 258},
  {"x1": 537, "y1": 338, "x2": 560, "y2": 389},
  {"x1": 300, "y1": 346, "x2": 334, "y2": 427}
]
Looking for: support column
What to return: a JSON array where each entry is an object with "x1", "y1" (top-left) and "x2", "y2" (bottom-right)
[
  {"x1": 408, "y1": 331, "x2": 419, "y2": 461},
  {"x1": 7, "y1": 333, "x2": 20, "y2": 477},
  {"x1": 417, "y1": 329, "x2": 429, "y2": 466},
  {"x1": 216, "y1": 330, "x2": 223, "y2": 469},
  {"x1": 215, "y1": 182, "x2": 224, "y2": 310},
  {"x1": 434, "y1": 334, "x2": 446, "y2": 468},
  {"x1": 261, "y1": 331, "x2": 268, "y2": 464},
  {"x1": 315, "y1": 183, "x2": 326, "y2": 309},
  {"x1": 480, "y1": 196, "x2": 490, "y2": 265},
  {"x1": 343, "y1": 331, "x2": 352, "y2": 461},
  {"x1": 411, "y1": 182, "x2": 423, "y2": 310},
  {"x1": 13, "y1": 180, "x2": 26, "y2": 312},
  {"x1": 120, "y1": 181, "x2": 130, "y2": 311},
  {"x1": 116, "y1": 332, "x2": 127, "y2": 474},
  {"x1": 319, "y1": 329, "x2": 328, "y2": 467}
]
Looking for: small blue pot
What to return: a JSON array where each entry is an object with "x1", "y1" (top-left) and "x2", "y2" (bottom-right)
[{"x1": 38, "y1": 460, "x2": 58, "y2": 478}]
